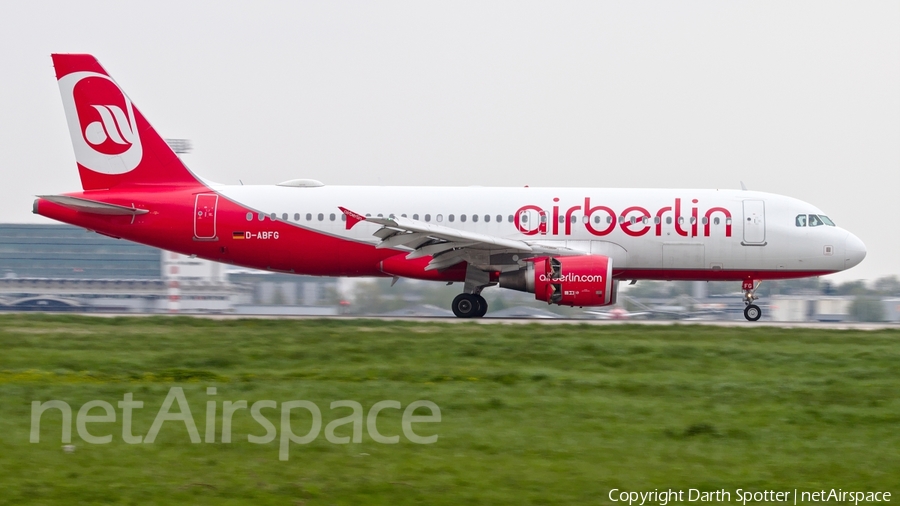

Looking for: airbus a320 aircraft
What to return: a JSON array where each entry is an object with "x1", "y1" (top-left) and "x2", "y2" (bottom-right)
[{"x1": 34, "y1": 54, "x2": 867, "y2": 320}]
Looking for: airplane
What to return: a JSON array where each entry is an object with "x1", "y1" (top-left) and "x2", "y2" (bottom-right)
[{"x1": 33, "y1": 54, "x2": 867, "y2": 320}]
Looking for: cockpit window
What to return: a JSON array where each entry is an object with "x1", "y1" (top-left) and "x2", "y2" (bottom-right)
[{"x1": 797, "y1": 214, "x2": 835, "y2": 227}]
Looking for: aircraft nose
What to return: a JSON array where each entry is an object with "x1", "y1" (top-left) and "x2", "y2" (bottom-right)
[{"x1": 843, "y1": 232, "x2": 866, "y2": 269}]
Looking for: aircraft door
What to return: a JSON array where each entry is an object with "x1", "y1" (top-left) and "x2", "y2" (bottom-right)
[
  {"x1": 742, "y1": 200, "x2": 766, "y2": 245},
  {"x1": 194, "y1": 194, "x2": 218, "y2": 240}
]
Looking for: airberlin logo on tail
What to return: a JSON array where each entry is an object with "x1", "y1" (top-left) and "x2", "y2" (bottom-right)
[
  {"x1": 83, "y1": 104, "x2": 134, "y2": 155},
  {"x1": 58, "y1": 71, "x2": 143, "y2": 174}
]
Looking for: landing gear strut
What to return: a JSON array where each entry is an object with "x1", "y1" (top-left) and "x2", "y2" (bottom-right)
[
  {"x1": 451, "y1": 265, "x2": 492, "y2": 318},
  {"x1": 452, "y1": 293, "x2": 488, "y2": 318},
  {"x1": 742, "y1": 279, "x2": 762, "y2": 322}
]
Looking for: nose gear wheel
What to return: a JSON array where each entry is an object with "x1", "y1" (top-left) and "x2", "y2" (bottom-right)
[{"x1": 742, "y1": 280, "x2": 762, "y2": 321}]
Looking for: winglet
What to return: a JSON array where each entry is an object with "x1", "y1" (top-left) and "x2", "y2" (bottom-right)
[
  {"x1": 740, "y1": 181, "x2": 748, "y2": 191},
  {"x1": 339, "y1": 207, "x2": 366, "y2": 230}
]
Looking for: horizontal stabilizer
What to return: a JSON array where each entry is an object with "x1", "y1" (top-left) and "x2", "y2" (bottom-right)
[{"x1": 37, "y1": 195, "x2": 149, "y2": 216}]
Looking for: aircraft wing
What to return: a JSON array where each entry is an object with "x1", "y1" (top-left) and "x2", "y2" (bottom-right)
[{"x1": 341, "y1": 208, "x2": 583, "y2": 271}]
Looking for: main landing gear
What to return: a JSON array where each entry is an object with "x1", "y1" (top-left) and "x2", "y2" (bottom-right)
[
  {"x1": 452, "y1": 293, "x2": 488, "y2": 318},
  {"x1": 742, "y1": 279, "x2": 762, "y2": 322},
  {"x1": 451, "y1": 264, "x2": 492, "y2": 318}
]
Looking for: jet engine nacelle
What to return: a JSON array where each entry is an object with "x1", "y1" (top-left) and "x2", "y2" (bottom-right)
[{"x1": 498, "y1": 255, "x2": 617, "y2": 307}]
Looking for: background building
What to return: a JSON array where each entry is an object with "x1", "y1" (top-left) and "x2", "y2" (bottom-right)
[
  {"x1": 0, "y1": 224, "x2": 159, "y2": 279},
  {"x1": 0, "y1": 224, "x2": 338, "y2": 314}
]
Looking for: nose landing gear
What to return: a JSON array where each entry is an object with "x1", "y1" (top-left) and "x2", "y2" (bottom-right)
[{"x1": 742, "y1": 279, "x2": 762, "y2": 321}]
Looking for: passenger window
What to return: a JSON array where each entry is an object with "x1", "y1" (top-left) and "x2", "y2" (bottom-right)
[
  {"x1": 606, "y1": 216, "x2": 612, "y2": 224},
  {"x1": 540, "y1": 214, "x2": 547, "y2": 223},
  {"x1": 270, "y1": 213, "x2": 276, "y2": 220},
  {"x1": 808, "y1": 214, "x2": 823, "y2": 227},
  {"x1": 413, "y1": 214, "x2": 419, "y2": 220},
  {"x1": 713, "y1": 217, "x2": 720, "y2": 225},
  {"x1": 294, "y1": 213, "x2": 300, "y2": 221},
  {"x1": 571, "y1": 215, "x2": 578, "y2": 224},
  {"x1": 449, "y1": 214, "x2": 455, "y2": 222},
  {"x1": 401, "y1": 214, "x2": 407, "y2": 218},
  {"x1": 377, "y1": 214, "x2": 383, "y2": 218},
  {"x1": 341, "y1": 214, "x2": 346, "y2": 222},
  {"x1": 521, "y1": 214, "x2": 528, "y2": 223},
  {"x1": 629, "y1": 216, "x2": 636, "y2": 225},
  {"x1": 436, "y1": 214, "x2": 443, "y2": 222},
  {"x1": 689, "y1": 217, "x2": 696, "y2": 225},
  {"x1": 306, "y1": 213, "x2": 312, "y2": 221},
  {"x1": 508, "y1": 215, "x2": 514, "y2": 223},
  {"x1": 318, "y1": 213, "x2": 324, "y2": 221},
  {"x1": 424, "y1": 214, "x2": 431, "y2": 222},
  {"x1": 666, "y1": 217, "x2": 672, "y2": 225},
  {"x1": 461, "y1": 214, "x2": 467, "y2": 223},
  {"x1": 641, "y1": 217, "x2": 648, "y2": 225},
  {"x1": 258, "y1": 213, "x2": 265, "y2": 221},
  {"x1": 282, "y1": 213, "x2": 288, "y2": 220},
  {"x1": 678, "y1": 217, "x2": 684, "y2": 225},
  {"x1": 329, "y1": 213, "x2": 335, "y2": 221},
  {"x1": 618, "y1": 216, "x2": 625, "y2": 224},
  {"x1": 795, "y1": 214, "x2": 807, "y2": 227},
  {"x1": 246, "y1": 212, "x2": 253, "y2": 221},
  {"x1": 701, "y1": 217, "x2": 708, "y2": 225},
  {"x1": 654, "y1": 216, "x2": 660, "y2": 224},
  {"x1": 558, "y1": 215, "x2": 564, "y2": 224},
  {"x1": 472, "y1": 215, "x2": 478, "y2": 222}
]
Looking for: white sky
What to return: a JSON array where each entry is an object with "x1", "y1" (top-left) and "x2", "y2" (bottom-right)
[{"x1": 0, "y1": 1, "x2": 897, "y2": 283}]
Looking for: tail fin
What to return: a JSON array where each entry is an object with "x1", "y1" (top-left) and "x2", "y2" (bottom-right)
[{"x1": 52, "y1": 54, "x2": 201, "y2": 190}]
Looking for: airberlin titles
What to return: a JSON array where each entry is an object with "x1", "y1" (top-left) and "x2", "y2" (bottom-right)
[{"x1": 514, "y1": 197, "x2": 733, "y2": 238}]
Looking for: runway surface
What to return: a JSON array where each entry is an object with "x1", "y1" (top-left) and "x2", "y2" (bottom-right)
[
  {"x1": 12, "y1": 311, "x2": 900, "y2": 330},
  {"x1": 209, "y1": 316, "x2": 900, "y2": 330}
]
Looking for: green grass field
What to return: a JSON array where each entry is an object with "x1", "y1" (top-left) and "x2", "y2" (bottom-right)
[{"x1": 1, "y1": 315, "x2": 898, "y2": 505}]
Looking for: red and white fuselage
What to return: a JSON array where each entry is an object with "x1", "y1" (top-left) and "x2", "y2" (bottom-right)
[{"x1": 34, "y1": 54, "x2": 866, "y2": 317}]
